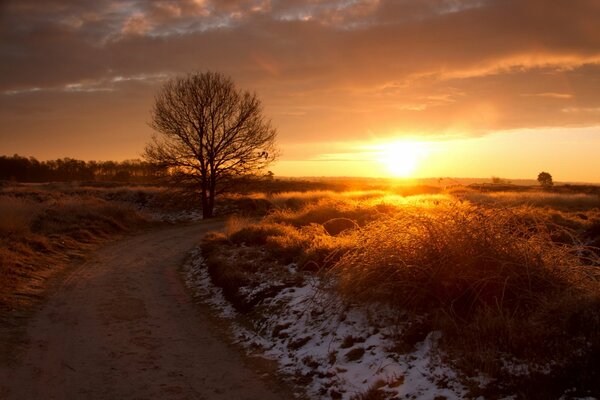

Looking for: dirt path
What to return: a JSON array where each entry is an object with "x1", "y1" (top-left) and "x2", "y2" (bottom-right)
[{"x1": 0, "y1": 222, "x2": 293, "y2": 400}]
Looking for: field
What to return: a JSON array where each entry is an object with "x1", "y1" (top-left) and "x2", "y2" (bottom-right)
[
  {"x1": 2, "y1": 180, "x2": 600, "y2": 399},
  {"x1": 0, "y1": 179, "x2": 342, "y2": 318},
  {"x1": 189, "y1": 184, "x2": 600, "y2": 399}
]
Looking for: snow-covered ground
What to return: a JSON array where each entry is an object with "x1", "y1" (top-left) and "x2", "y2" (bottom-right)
[
  {"x1": 184, "y1": 248, "x2": 469, "y2": 399},
  {"x1": 145, "y1": 209, "x2": 203, "y2": 223}
]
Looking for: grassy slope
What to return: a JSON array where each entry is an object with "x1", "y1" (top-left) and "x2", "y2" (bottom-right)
[{"x1": 0, "y1": 186, "x2": 151, "y2": 363}]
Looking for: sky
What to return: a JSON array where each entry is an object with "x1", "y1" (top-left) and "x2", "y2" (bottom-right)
[{"x1": 1, "y1": 0, "x2": 600, "y2": 181}]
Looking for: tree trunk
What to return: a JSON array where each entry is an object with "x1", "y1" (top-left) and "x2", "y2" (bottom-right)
[
  {"x1": 201, "y1": 186, "x2": 213, "y2": 219},
  {"x1": 206, "y1": 178, "x2": 216, "y2": 219}
]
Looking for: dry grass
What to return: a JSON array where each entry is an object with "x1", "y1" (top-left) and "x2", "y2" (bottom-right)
[
  {"x1": 200, "y1": 229, "x2": 305, "y2": 312},
  {"x1": 0, "y1": 182, "x2": 182, "y2": 212},
  {"x1": 203, "y1": 188, "x2": 600, "y2": 397},
  {"x1": 238, "y1": 189, "x2": 449, "y2": 212},
  {"x1": 0, "y1": 194, "x2": 148, "y2": 317},
  {"x1": 224, "y1": 215, "x2": 254, "y2": 238},
  {"x1": 266, "y1": 198, "x2": 380, "y2": 228},
  {"x1": 332, "y1": 202, "x2": 595, "y2": 315},
  {"x1": 459, "y1": 190, "x2": 600, "y2": 211},
  {"x1": 0, "y1": 192, "x2": 149, "y2": 364},
  {"x1": 0, "y1": 197, "x2": 42, "y2": 236}
]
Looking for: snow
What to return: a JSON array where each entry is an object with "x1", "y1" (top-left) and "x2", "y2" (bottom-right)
[
  {"x1": 183, "y1": 248, "x2": 469, "y2": 399},
  {"x1": 183, "y1": 248, "x2": 237, "y2": 319},
  {"x1": 145, "y1": 209, "x2": 203, "y2": 223}
]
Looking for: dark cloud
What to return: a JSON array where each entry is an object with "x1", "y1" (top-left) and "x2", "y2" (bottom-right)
[{"x1": 1, "y1": 0, "x2": 599, "y2": 159}]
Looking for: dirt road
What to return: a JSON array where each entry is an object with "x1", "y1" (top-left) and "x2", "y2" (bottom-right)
[{"x1": 0, "y1": 222, "x2": 293, "y2": 400}]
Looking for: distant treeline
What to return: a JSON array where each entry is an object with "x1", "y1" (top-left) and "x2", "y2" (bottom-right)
[{"x1": 0, "y1": 154, "x2": 161, "y2": 183}]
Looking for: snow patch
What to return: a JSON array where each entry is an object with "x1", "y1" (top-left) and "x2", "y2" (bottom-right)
[
  {"x1": 184, "y1": 247, "x2": 469, "y2": 399},
  {"x1": 145, "y1": 209, "x2": 203, "y2": 223}
]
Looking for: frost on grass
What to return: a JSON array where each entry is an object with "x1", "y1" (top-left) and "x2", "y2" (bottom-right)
[
  {"x1": 183, "y1": 247, "x2": 467, "y2": 400},
  {"x1": 145, "y1": 209, "x2": 203, "y2": 223},
  {"x1": 184, "y1": 248, "x2": 237, "y2": 319}
]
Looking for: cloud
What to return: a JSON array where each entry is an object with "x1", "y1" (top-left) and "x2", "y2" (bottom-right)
[
  {"x1": 522, "y1": 92, "x2": 573, "y2": 99},
  {"x1": 1, "y1": 0, "x2": 600, "y2": 159}
]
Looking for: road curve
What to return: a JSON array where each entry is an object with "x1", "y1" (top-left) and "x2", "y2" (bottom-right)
[{"x1": 0, "y1": 222, "x2": 292, "y2": 400}]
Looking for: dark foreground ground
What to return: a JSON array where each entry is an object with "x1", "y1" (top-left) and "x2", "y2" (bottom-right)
[{"x1": 0, "y1": 221, "x2": 293, "y2": 400}]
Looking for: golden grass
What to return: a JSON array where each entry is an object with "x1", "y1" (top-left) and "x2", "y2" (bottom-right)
[
  {"x1": 331, "y1": 202, "x2": 596, "y2": 315},
  {"x1": 224, "y1": 215, "x2": 254, "y2": 238},
  {"x1": 204, "y1": 188, "x2": 600, "y2": 396},
  {"x1": 242, "y1": 189, "x2": 450, "y2": 211},
  {"x1": 459, "y1": 190, "x2": 600, "y2": 210}
]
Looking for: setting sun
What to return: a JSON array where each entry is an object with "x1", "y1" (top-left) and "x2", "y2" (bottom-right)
[{"x1": 379, "y1": 141, "x2": 429, "y2": 177}]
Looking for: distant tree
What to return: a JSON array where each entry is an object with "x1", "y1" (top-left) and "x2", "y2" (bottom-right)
[
  {"x1": 537, "y1": 171, "x2": 553, "y2": 187},
  {"x1": 491, "y1": 176, "x2": 511, "y2": 185},
  {"x1": 0, "y1": 154, "x2": 160, "y2": 183},
  {"x1": 145, "y1": 71, "x2": 278, "y2": 218}
]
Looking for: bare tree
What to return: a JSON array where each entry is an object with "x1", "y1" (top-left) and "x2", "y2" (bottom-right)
[{"x1": 145, "y1": 71, "x2": 278, "y2": 218}]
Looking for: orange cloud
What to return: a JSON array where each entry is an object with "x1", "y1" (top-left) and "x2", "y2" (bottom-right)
[{"x1": 1, "y1": 0, "x2": 600, "y2": 161}]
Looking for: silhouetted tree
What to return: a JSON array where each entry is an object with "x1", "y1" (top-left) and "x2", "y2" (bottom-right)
[
  {"x1": 145, "y1": 71, "x2": 278, "y2": 218},
  {"x1": 0, "y1": 155, "x2": 160, "y2": 183},
  {"x1": 537, "y1": 171, "x2": 553, "y2": 187}
]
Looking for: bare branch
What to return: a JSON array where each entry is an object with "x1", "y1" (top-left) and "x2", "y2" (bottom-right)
[{"x1": 144, "y1": 71, "x2": 279, "y2": 218}]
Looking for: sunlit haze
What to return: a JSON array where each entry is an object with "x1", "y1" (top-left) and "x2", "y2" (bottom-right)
[{"x1": 1, "y1": 0, "x2": 600, "y2": 182}]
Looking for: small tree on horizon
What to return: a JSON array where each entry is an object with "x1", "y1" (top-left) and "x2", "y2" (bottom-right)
[
  {"x1": 491, "y1": 176, "x2": 512, "y2": 185},
  {"x1": 145, "y1": 71, "x2": 278, "y2": 218},
  {"x1": 537, "y1": 171, "x2": 553, "y2": 188}
]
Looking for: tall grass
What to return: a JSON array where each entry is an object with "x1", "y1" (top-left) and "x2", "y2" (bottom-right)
[
  {"x1": 0, "y1": 197, "x2": 42, "y2": 236},
  {"x1": 32, "y1": 197, "x2": 145, "y2": 237},
  {"x1": 332, "y1": 202, "x2": 595, "y2": 316},
  {"x1": 205, "y1": 190, "x2": 600, "y2": 397},
  {"x1": 459, "y1": 190, "x2": 600, "y2": 211}
]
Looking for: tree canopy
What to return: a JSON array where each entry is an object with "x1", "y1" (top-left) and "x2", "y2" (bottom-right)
[
  {"x1": 537, "y1": 171, "x2": 553, "y2": 187},
  {"x1": 145, "y1": 71, "x2": 278, "y2": 218}
]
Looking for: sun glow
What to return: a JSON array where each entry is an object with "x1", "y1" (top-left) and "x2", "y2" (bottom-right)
[{"x1": 379, "y1": 140, "x2": 429, "y2": 177}]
